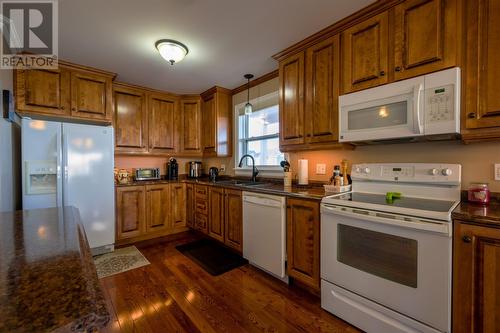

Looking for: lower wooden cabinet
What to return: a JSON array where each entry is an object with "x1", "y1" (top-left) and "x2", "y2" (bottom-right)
[
  {"x1": 115, "y1": 183, "x2": 187, "y2": 245},
  {"x1": 224, "y1": 189, "x2": 243, "y2": 252},
  {"x1": 194, "y1": 184, "x2": 209, "y2": 233},
  {"x1": 286, "y1": 197, "x2": 320, "y2": 291},
  {"x1": 208, "y1": 187, "x2": 225, "y2": 242},
  {"x1": 453, "y1": 220, "x2": 500, "y2": 333},
  {"x1": 185, "y1": 184, "x2": 195, "y2": 228},
  {"x1": 115, "y1": 185, "x2": 146, "y2": 240}
]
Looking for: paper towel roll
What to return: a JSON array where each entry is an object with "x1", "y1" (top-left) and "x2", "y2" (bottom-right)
[{"x1": 298, "y1": 159, "x2": 309, "y2": 185}]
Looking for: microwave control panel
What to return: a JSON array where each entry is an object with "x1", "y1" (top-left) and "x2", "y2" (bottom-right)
[{"x1": 425, "y1": 84, "x2": 454, "y2": 123}]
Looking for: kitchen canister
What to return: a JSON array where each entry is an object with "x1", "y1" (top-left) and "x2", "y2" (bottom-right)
[{"x1": 298, "y1": 159, "x2": 309, "y2": 185}]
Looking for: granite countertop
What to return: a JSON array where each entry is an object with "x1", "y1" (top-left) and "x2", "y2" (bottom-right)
[
  {"x1": 452, "y1": 201, "x2": 500, "y2": 228},
  {"x1": 115, "y1": 177, "x2": 329, "y2": 200},
  {"x1": 0, "y1": 207, "x2": 109, "y2": 333}
]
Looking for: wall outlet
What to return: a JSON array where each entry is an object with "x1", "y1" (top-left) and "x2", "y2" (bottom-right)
[
  {"x1": 220, "y1": 164, "x2": 226, "y2": 172},
  {"x1": 316, "y1": 163, "x2": 326, "y2": 175},
  {"x1": 495, "y1": 164, "x2": 500, "y2": 181}
]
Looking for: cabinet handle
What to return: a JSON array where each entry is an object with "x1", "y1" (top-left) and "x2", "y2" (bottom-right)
[
  {"x1": 379, "y1": 70, "x2": 385, "y2": 76},
  {"x1": 462, "y1": 235, "x2": 472, "y2": 243},
  {"x1": 467, "y1": 112, "x2": 476, "y2": 119},
  {"x1": 60, "y1": 106, "x2": 65, "y2": 110},
  {"x1": 71, "y1": 107, "x2": 76, "y2": 111},
  {"x1": 395, "y1": 66, "x2": 402, "y2": 72}
]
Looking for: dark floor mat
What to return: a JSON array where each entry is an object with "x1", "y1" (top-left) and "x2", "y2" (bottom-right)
[{"x1": 176, "y1": 238, "x2": 248, "y2": 276}]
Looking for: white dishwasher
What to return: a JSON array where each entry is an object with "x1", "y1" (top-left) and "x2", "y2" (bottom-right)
[{"x1": 242, "y1": 192, "x2": 287, "y2": 281}]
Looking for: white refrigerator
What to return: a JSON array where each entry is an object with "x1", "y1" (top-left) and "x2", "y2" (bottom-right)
[{"x1": 21, "y1": 119, "x2": 115, "y2": 254}]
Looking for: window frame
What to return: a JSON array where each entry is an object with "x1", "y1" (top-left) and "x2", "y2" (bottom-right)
[{"x1": 234, "y1": 91, "x2": 283, "y2": 175}]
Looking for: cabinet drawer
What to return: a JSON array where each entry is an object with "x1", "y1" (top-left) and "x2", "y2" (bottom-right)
[
  {"x1": 195, "y1": 213, "x2": 208, "y2": 233},
  {"x1": 195, "y1": 186, "x2": 208, "y2": 197},
  {"x1": 195, "y1": 198, "x2": 208, "y2": 215}
]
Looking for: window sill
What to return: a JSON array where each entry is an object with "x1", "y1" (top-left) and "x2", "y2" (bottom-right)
[{"x1": 234, "y1": 167, "x2": 284, "y2": 179}]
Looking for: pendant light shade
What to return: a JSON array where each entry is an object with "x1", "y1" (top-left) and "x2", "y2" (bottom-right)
[
  {"x1": 244, "y1": 74, "x2": 254, "y2": 115},
  {"x1": 155, "y1": 39, "x2": 189, "y2": 65}
]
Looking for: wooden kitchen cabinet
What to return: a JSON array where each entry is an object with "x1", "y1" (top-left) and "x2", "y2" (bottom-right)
[
  {"x1": 453, "y1": 220, "x2": 500, "y2": 333},
  {"x1": 393, "y1": 0, "x2": 459, "y2": 81},
  {"x1": 170, "y1": 183, "x2": 186, "y2": 229},
  {"x1": 201, "y1": 87, "x2": 232, "y2": 157},
  {"x1": 224, "y1": 189, "x2": 243, "y2": 252},
  {"x1": 14, "y1": 61, "x2": 115, "y2": 122},
  {"x1": 148, "y1": 92, "x2": 178, "y2": 154},
  {"x1": 208, "y1": 186, "x2": 225, "y2": 242},
  {"x1": 341, "y1": 12, "x2": 389, "y2": 94},
  {"x1": 116, "y1": 185, "x2": 146, "y2": 240},
  {"x1": 113, "y1": 83, "x2": 148, "y2": 153},
  {"x1": 145, "y1": 184, "x2": 170, "y2": 234},
  {"x1": 305, "y1": 35, "x2": 340, "y2": 144},
  {"x1": 462, "y1": 0, "x2": 500, "y2": 141},
  {"x1": 179, "y1": 96, "x2": 203, "y2": 156},
  {"x1": 279, "y1": 52, "x2": 305, "y2": 147},
  {"x1": 286, "y1": 197, "x2": 320, "y2": 291},
  {"x1": 185, "y1": 183, "x2": 195, "y2": 228},
  {"x1": 194, "y1": 185, "x2": 209, "y2": 233}
]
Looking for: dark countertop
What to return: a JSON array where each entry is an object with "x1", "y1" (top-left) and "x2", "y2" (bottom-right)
[
  {"x1": 0, "y1": 207, "x2": 110, "y2": 333},
  {"x1": 115, "y1": 177, "x2": 329, "y2": 200},
  {"x1": 452, "y1": 201, "x2": 500, "y2": 228}
]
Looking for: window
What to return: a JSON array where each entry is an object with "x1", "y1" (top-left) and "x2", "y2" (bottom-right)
[{"x1": 236, "y1": 94, "x2": 284, "y2": 169}]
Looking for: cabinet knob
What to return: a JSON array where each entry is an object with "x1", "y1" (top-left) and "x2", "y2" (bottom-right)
[
  {"x1": 379, "y1": 71, "x2": 385, "y2": 76},
  {"x1": 462, "y1": 235, "x2": 472, "y2": 243},
  {"x1": 395, "y1": 66, "x2": 402, "y2": 72},
  {"x1": 71, "y1": 107, "x2": 76, "y2": 111},
  {"x1": 60, "y1": 106, "x2": 65, "y2": 110},
  {"x1": 467, "y1": 112, "x2": 476, "y2": 119}
]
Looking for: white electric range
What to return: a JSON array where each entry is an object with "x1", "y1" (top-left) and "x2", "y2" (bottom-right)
[{"x1": 321, "y1": 163, "x2": 461, "y2": 333}]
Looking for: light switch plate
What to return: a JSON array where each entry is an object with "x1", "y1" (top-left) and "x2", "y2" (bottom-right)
[
  {"x1": 220, "y1": 164, "x2": 226, "y2": 172},
  {"x1": 495, "y1": 164, "x2": 500, "y2": 180},
  {"x1": 316, "y1": 163, "x2": 326, "y2": 175}
]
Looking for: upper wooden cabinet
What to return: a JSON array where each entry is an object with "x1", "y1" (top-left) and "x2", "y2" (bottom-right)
[
  {"x1": 341, "y1": 12, "x2": 389, "y2": 93},
  {"x1": 286, "y1": 197, "x2": 320, "y2": 291},
  {"x1": 279, "y1": 52, "x2": 305, "y2": 147},
  {"x1": 179, "y1": 96, "x2": 202, "y2": 156},
  {"x1": 462, "y1": 0, "x2": 500, "y2": 139},
  {"x1": 393, "y1": 0, "x2": 459, "y2": 80},
  {"x1": 14, "y1": 61, "x2": 115, "y2": 122},
  {"x1": 305, "y1": 35, "x2": 340, "y2": 144},
  {"x1": 201, "y1": 87, "x2": 232, "y2": 157},
  {"x1": 453, "y1": 220, "x2": 500, "y2": 333},
  {"x1": 148, "y1": 92, "x2": 178, "y2": 154},
  {"x1": 113, "y1": 84, "x2": 148, "y2": 154}
]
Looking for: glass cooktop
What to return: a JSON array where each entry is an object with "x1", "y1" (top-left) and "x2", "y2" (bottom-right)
[{"x1": 333, "y1": 192, "x2": 457, "y2": 213}]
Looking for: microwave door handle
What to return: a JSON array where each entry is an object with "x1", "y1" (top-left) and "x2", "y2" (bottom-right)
[{"x1": 413, "y1": 84, "x2": 424, "y2": 134}]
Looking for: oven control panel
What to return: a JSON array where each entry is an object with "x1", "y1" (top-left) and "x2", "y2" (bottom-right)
[{"x1": 351, "y1": 163, "x2": 461, "y2": 184}]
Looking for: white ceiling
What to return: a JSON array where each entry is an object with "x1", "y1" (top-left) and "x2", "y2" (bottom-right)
[{"x1": 59, "y1": 0, "x2": 374, "y2": 94}]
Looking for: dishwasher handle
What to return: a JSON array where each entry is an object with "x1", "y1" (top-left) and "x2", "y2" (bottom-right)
[{"x1": 243, "y1": 194, "x2": 284, "y2": 208}]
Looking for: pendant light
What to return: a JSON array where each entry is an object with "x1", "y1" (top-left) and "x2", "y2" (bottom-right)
[{"x1": 244, "y1": 74, "x2": 254, "y2": 115}]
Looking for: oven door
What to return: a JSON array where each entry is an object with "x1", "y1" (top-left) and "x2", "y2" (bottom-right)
[
  {"x1": 321, "y1": 204, "x2": 451, "y2": 332},
  {"x1": 339, "y1": 77, "x2": 424, "y2": 142}
]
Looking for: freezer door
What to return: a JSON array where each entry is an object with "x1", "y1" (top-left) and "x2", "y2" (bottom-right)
[
  {"x1": 21, "y1": 119, "x2": 62, "y2": 209},
  {"x1": 63, "y1": 123, "x2": 115, "y2": 250}
]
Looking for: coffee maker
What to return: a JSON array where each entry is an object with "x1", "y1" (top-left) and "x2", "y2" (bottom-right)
[{"x1": 166, "y1": 157, "x2": 178, "y2": 180}]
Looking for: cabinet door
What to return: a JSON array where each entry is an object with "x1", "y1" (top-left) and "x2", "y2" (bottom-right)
[
  {"x1": 71, "y1": 71, "x2": 112, "y2": 121},
  {"x1": 341, "y1": 12, "x2": 389, "y2": 93},
  {"x1": 202, "y1": 95, "x2": 217, "y2": 155},
  {"x1": 145, "y1": 184, "x2": 170, "y2": 234},
  {"x1": 208, "y1": 187, "x2": 225, "y2": 242},
  {"x1": 279, "y1": 52, "x2": 305, "y2": 147},
  {"x1": 453, "y1": 221, "x2": 500, "y2": 333},
  {"x1": 116, "y1": 186, "x2": 145, "y2": 240},
  {"x1": 180, "y1": 98, "x2": 202, "y2": 156},
  {"x1": 113, "y1": 85, "x2": 148, "y2": 153},
  {"x1": 149, "y1": 93, "x2": 178, "y2": 154},
  {"x1": 186, "y1": 184, "x2": 195, "y2": 228},
  {"x1": 224, "y1": 189, "x2": 242, "y2": 252},
  {"x1": 305, "y1": 35, "x2": 340, "y2": 144},
  {"x1": 394, "y1": 0, "x2": 458, "y2": 80},
  {"x1": 195, "y1": 213, "x2": 208, "y2": 234},
  {"x1": 15, "y1": 68, "x2": 70, "y2": 116},
  {"x1": 170, "y1": 183, "x2": 186, "y2": 229},
  {"x1": 286, "y1": 198, "x2": 320, "y2": 290},
  {"x1": 464, "y1": 0, "x2": 500, "y2": 129}
]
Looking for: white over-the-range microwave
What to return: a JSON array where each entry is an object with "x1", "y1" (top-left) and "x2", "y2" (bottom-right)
[{"x1": 339, "y1": 67, "x2": 460, "y2": 143}]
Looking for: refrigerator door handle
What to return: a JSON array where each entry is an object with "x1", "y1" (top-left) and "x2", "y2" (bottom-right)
[
  {"x1": 56, "y1": 124, "x2": 63, "y2": 208},
  {"x1": 62, "y1": 130, "x2": 69, "y2": 207}
]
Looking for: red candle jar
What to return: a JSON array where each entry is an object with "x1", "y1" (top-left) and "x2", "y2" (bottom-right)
[{"x1": 468, "y1": 183, "x2": 490, "y2": 205}]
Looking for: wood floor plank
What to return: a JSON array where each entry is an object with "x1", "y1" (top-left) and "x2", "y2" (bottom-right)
[{"x1": 98, "y1": 232, "x2": 360, "y2": 333}]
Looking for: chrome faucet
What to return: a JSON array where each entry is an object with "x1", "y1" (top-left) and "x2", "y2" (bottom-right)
[{"x1": 238, "y1": 154, "x2": 259, "y2": 182}]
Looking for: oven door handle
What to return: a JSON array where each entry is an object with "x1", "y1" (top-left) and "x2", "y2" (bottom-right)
[{"x1": 321, "y1": 204, "x2": 451, "y2": 236}]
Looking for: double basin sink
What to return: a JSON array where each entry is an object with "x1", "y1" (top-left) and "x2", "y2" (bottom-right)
[{"x1": 213, "y1": 179, "x2": 273, "y2": 188}]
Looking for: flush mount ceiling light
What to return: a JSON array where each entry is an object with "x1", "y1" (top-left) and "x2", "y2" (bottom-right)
[
  {"x1": 155, "y1": 39, "x2": 189, "y2": 65},
  {"x1": 244, "y1": 74, "x2": 254, "y2": 115}
]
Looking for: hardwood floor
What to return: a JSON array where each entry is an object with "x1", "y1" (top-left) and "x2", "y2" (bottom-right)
[{"x1": 99, "y1": 232, "x2": 360, "y2": 333}]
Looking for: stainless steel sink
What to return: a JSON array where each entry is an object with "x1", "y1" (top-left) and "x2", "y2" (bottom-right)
[{"x1": 215, "y1": 180, "x2": 271, "y2": 187}]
